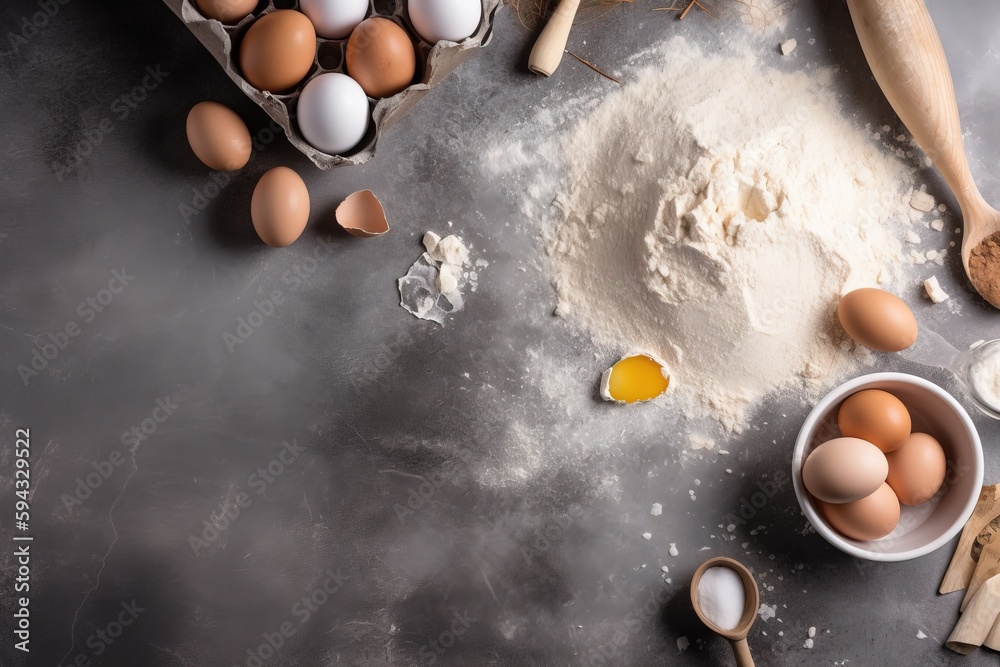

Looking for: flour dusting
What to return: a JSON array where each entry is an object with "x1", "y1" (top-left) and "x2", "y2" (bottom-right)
[{"x1": 548, "y1": 38, "x2": 918, "y2": 431}]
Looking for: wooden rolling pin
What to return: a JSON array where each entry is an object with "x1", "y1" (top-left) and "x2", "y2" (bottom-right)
[
  {"x1": 846, "y1": 0, "x2": 1000, "y2": 308},
  {"x1": 528, "y1": 0, "x2": 581, "y2": 77}
]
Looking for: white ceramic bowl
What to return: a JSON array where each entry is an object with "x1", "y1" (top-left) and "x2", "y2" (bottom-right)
[{"x1": 793, "y1": 372, "x2": 983, "y2": 562}]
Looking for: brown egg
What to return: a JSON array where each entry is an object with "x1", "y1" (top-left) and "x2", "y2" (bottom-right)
[
  {"x1": 239, "y1": 10, "x2": 317, "y2": 93},
  {"x1": 186, "y1": 101, "x2": 252, "y2": 171},
  {"x1": 345, "y1": 18, "x2": 416, "y2": 98},
  {"x1": 820, "y1": 483, "x2": 900, "y2": 541},
  {"x1": 194, "y1": 0, "x2": 257, "y2": 24},
  {"x1": 837, "y1": 288, "x2": 918, "y2": 352},
  {"x1": 251, "y1": 167, "x2": 310, "y2": 247},
  {"x1": 802, "y1": 437, "x2": 888, "y2": 504},
  {"x1": 838, "y1": 389, "x2": 911, "y2": 453},
  {"x1": 336, "y1": 190, "x2": 389, "y2": 237},
  {"x1": 886, "y1": 433, "x2": 947, "y2": 505}
]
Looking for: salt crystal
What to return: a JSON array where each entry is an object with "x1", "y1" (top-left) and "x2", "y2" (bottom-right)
[
  {"x1": 924, "y1": 276, "x2": 950, "y2": 303},
  {"x1": 909, "y1": 190, "x2": 935, "y2": 212},
  {"x1": 651, "y1": 503, "x2": 662, "y2": 516},
  {"x1": 781, "y1": 39, "x2": 797, "y2": 55}
]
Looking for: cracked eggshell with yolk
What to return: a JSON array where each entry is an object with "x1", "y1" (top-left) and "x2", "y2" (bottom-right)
[{"x1": 600, "y1": 354, "x2": 671, "y2": 404}]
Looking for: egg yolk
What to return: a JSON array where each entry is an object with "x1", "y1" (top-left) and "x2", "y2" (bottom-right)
[{"x1": 607, "y1": 355, "x2": 670, "y2": 403}]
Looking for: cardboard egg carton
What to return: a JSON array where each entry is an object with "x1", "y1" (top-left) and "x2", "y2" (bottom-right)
[{"x1": 163, "y1": 0, "x2": 501, "y2": 169}]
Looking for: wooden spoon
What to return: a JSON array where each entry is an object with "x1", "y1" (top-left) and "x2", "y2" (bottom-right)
[
  {"x1": 690, "y1": 557, "x2": 760, "y2": 667},
  {"x1": 846, "y1": 0, "x2": 1000, "y2": 308}
]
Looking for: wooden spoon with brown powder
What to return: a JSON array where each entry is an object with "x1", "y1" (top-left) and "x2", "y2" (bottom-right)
[{"x1": 846, "y1": 0, "x2": 1000, "y2": 308}]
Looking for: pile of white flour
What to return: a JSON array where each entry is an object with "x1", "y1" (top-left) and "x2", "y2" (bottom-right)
[{"x1": 549, "y1": 39, "x2": 918, "y2": 431}]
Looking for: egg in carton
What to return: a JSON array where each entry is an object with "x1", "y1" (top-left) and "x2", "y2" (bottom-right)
[{"x1": 163, "y1": 0, "x2": 501, "y2": 169}]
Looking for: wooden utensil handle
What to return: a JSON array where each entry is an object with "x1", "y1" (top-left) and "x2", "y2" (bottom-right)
[
  {"x1": 528, "y1": 0, "x2": 581, "y2": 77},
  {"x1": 730, "y1": 637, "x2": 755, "y2": 667},
  {"x1": 846, "y1": 0, "x2": 982, "y2": 210}
]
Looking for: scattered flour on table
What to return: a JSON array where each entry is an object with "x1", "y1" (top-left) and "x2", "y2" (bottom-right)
[{"x1": 548, "y1": 38, "x2": 917, "y2": 431}]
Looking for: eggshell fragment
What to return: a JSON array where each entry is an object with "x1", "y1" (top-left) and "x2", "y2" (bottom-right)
[
  {"x1": 838, "y1": 389, "x2": 911, "y2": 453},
  {"x1": 802, "y1": 437, "x2": 887, "y2": 504},
  {"x1": 886, "y1": 432, "x2": 947, "y2": 505},
  {"x1": 335, "y1": 190, "x2": 389, "y2": 237},
  {"x1": 186, "y1": 101, "x2": 252, "y2": 171},
  {"x1": 251, "y1": 167, "x2": 310, "y2": 247},
  {"x1": 820, "y1": 483, "x2": 900, "y2": 541},
  {"x1": 837, "y1": 288, "x2": 918, "y2": 352}
]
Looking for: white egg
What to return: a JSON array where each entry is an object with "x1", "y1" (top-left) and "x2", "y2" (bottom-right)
[
  {"x1": 300, "y1": 0, "x2": 369, "y2": 39},
  {"x1": 407, "y1": 0, "x2": 481, "y2": 44},
  {"x1": 297, "y1": 73, "x2": 370, "y2": 156}
]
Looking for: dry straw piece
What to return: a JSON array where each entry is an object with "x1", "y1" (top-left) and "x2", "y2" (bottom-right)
[
  {"x1": 511, "y1": 0, "x2": 634, "y2": 32},
  {"x1": 511, "y1": 0, "x2": 795, "y2": 30}
]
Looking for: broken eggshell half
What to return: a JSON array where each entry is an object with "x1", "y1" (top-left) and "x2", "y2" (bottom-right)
[
  {"x1": 335, "y1": 190, "x2": 389, "y2": 237},
  {"x1": 600, "y1": 353, "x2": 671, "y2": 404}
]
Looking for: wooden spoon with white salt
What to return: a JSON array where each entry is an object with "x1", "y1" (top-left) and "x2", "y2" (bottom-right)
[
  {"x1": 691, "y1": 557, "x2": 760, "y2": 667},
  {"x1": 847, "y1": 0, "x2": 1000, "y2": 308}
]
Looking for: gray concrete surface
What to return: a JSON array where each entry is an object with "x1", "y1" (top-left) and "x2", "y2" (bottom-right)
[{"x1": 1, "y1": 0, "x2": 999, "y2": 665}]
